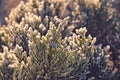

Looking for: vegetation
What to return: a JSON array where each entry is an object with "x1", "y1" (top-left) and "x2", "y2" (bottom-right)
[{"x1": 0, "y1": 0, "x2": 119, "y2": 79}]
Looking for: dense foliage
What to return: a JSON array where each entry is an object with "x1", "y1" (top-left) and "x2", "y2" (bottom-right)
[{"x1": 0, "y1": 0, "x2": 120, "y2": 80}]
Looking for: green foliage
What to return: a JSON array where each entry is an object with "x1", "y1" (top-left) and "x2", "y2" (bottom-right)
[{"x1": 0, "y1": 19, "x2": 110, "y2": 79}]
